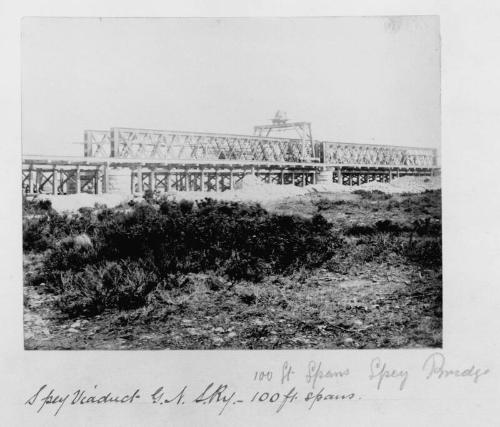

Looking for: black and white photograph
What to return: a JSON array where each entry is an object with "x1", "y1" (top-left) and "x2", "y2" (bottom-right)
[
  {"x1": 3, "y1": 1, "x2": 500, "y2": 424},
  {"x1": 21, "y1": 16, "x2": 442, "y2": 351}
]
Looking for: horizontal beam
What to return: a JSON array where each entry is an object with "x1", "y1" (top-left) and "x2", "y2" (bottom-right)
[
  {"x1": 107, "y1": 127, "x2": 299, "y2": 142},
  {"x1": 322, "y1": 140, "x2": 437, "y2": 152},
  {"x1": 23, "y1": 155, "x2": 439, "y2": 170},
  {"x1": 22, "y1": 155, "x2": 322, "y2": 169},
  {"x1": 254, "y1": 122, "x2": 311, "y2": 129}
]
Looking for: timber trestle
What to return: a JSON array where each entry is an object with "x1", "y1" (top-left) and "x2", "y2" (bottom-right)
[{"x1": 22, "y1": 117, "x2": 439, "y2": 195}]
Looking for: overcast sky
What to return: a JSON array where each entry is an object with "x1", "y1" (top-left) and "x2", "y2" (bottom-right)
[{"x1": 21, "y1": 16, "x2": 440, "y2": 156}]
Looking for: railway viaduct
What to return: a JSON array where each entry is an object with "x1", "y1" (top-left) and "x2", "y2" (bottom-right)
[{"x1": 22, "y1": 116, "x2": 439, "y2": 195}]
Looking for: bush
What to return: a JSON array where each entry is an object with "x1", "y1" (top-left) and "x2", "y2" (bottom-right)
[
  {"x1": 343, "y1": 232, "x2": 442, "y2": 268},
  {"x1": 375, "y1": 219, "x2": 406, "y2": 233},
  {"x1": 346, "y1": 224, "x2": 375, "y2": 236},
  {"x1": 413, "y1": 218, "x2": 441, "y2": 236},
  {"x1": 143, "y1": 189, "x2": 155, "y2": 203},
  {"x1": 346, "y1": 219, "x2": 420, "y2": 236},
  {"x1": 313, "y1": 197, "x2": 346, "y2": 211},
  {"x1": 55, "y1": 260, "x2": 162, "y2": 317},
  {"x1": 23, "y1": 197, "x2": 53, "y2": 216},
  {"x1": 27, "y1": 198, "x2": 342, "y2": 316},
  {"x1": 353, "y1": 189, "x2": 392, "y2": 200},
  {"x1": 223, "y1": 253, "x2": 268, "y2": 282},
  {"x1": 23, "y1": 217, "x2": 54, "y2": 252},
  {"x1": 401, "y1": 237, "x2": 442, "y2": 268}
]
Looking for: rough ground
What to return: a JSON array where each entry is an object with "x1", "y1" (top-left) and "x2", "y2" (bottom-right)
[
  {"x1": 24, "y1": 264, "x2": 441, "y2": 350},
  {"x1": 265, "y1": 190, "x2": 441, "y2": 231},
  {"x1": 32, "y1": 175, "x2": 441, "y2": 213},
  {"x1": 24, "y1": 190, "x2": 442, "y2": 350}
]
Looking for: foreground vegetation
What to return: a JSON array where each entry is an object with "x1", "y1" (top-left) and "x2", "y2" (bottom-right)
[{"x1": 23, "y1": 190, "x2": 442, "y2": 349}]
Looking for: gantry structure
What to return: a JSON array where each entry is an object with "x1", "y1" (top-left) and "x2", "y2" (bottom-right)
[{"x1": 22, "y1": 113, "x2": 439, "y2": 195}]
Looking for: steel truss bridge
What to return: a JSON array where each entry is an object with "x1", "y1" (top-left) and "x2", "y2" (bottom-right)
[{"x1": 22, "y1": 121, "x2": 439, "y2": 195}]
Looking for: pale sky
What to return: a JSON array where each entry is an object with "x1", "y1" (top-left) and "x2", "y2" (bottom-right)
[{"x1": 21, "y1": 17, "x2": 440, "y2": 156}]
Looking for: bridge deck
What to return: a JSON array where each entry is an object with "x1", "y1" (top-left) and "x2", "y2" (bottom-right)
[{"x1": 22, "y1": 155, "x2": 439, "y2": 170}]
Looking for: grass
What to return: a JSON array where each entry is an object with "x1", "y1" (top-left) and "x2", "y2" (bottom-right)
[{"x1": 23, "y1": 190, "x2": 442, "y2": 349}]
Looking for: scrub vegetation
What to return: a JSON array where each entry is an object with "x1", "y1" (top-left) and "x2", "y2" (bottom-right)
[{"x1": 23, "y1": 190, "x2": 442, "y2": 350}]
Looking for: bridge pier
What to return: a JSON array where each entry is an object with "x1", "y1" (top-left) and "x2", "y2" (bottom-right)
[
  {"x1": 28, "y1": 168, "x2": 34, "y2": 194},
  {"x1": 22, "y1": 159, "x2": 439, "y2": 196},
  {"x1": 75, "y1": 166, "x2": 81, "y2": 193},
  {"x1": 52, "y1": 167, "x2": 58, "y2": 195},
  {"x1": 316, "y1": 168, "x2": 333, "y2": 184},
  {"x1": 336, "y1": 168, "x2": 342, "y2": 185}
]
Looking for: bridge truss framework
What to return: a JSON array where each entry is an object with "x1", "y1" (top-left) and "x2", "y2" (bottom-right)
[{"x1": 22, "y1": 125, "x2": 439, "y2": 195}]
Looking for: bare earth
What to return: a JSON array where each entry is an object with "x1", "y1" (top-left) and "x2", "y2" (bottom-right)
[{"x1": 24, "y1": 190, "x2": 442, "y2": 350}]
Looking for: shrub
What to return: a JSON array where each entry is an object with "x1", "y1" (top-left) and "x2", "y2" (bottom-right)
[
  {"x1": 238, "y1": 288, "x2": 257, "y2": 305},
  {"x1": 56, "y1": 269, "x2": 106, "y2": 317},
  {"x1": 55, "y1": 260, "x2": 162, "y2": 317},
  {"x1": 23, "y1": 217, "x2": 54, "y2": 252},
  {"x1": 26, "y1": 198, "x2": 343, "y2": 316},
  {"x1": 223, "y1": 252, "x2": 268, "y2": 282},
  {"x1": 401, "y1": 237, "x2": 442, "y2": 269},
  {"x1": 205, "y1": 274, "x2": 228, "y2": 291},
  {"x1": 143, "y1": 189, "x2": 155, "y2": 203},
  {"x1": 78, "y1": 206, "x2": 94, "y2": 216},
  {"x1": 375, "y1": 219, "x2": 405, "y2": 233},
  {"x1": 346, "y1": 224, "x2": 376, "y2": 236},
  {"x1": 313, "y1": 197, "x2": 346, "y2": 211},
  {"x1": 23, "y1": 197, "x2": 53, "y2": 215},
  {"x1": 345, "y1": 232, "x2": 442, "y2": 269},
  {"x1": 413, "y1": 218, "x2": 441, "y2": 236},
  {"x1": 353, "y1": 189, "x2": 392, "y2": 200},
  {"x1": 346, "y1": 219, "x2": 412, "y2": 236}
]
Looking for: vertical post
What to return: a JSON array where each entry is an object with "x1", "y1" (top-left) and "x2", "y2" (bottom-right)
[
  {"x1": 281, "y1": 170, "x2": 285, "y2": 185},
  {"x1": 59, "y1": 170, "x2": 65, "y2": 194},
  {"x1": 36, "y1": 169, "x2": 42, "y2": 193},
  {"x1": 186, "y1": 169, "x2": 191, "y2": 191},
  {"x1": 28, "y1": 167, "x2": 33, "y2": 194},
  {"x1": 75, "y1": 165, "x2": 81, "y2": 194},
  {"x1": 166, "y1": 170, "x2": 170, "y2": 192},
  {"x1": 337, "y1": 168, "x2": 342, "y2": 185},
  {"x1": 103, "y1": 164, "x2": 109, "y2": 193},
  {"x1": 150, "y1": 169, "x2": 155, "y2": 192},
  {"x1": 215, "y1": 169, "x2": 219, "y2": 192},
  {"x1": 229, "y1": 168, "x2": 234, "y2": 190},
  {"x1": 95, "y1": 167, "x2": 102, "y2": 194},
  {"x1": 136, "y1": 165, "x2": 143, "y2": 194},
  {"x1": 110, "y1": 128, "x2": 116, "y2": 157},
  {"x1": 200, "y1": 169, "x2": 205, "y2": 192},
  {"x1": 52, "y1": 166, "x2": 58, "y2": 195},
  {"x1": 84, "y1": 131, "x2": 90, "y2": 157},
  {"x1": 95, "y1": 168, "x2": 99, "y2": 194},
  {"x1": 301, "y1": 172, "x2": 305, "y2": 187},
  {"x1": 397, "y1": 169, "x2": 400, "y2": 178}
]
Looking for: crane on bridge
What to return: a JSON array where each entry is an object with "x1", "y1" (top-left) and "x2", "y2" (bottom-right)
[{"x1": 253, "y1": 111, "x2": 316, "y2": 160}]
